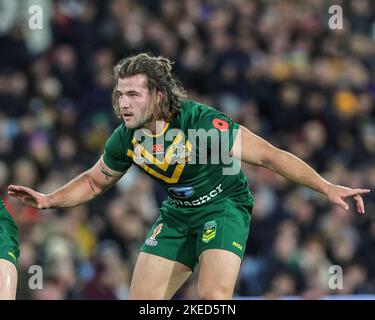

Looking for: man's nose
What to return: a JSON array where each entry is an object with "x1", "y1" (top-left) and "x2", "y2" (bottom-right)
[{"x1": 119, "y1": 95, "x2": 129, "y2": 109}]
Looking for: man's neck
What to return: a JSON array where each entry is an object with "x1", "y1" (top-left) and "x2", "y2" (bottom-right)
[{"x1": 142, "y1": 119, "x2": 168, "y2": 136}]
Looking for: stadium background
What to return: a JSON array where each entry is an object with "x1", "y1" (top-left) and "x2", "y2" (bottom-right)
[{"x1": 0, "y1": 0, "x2": 374, "y2": 299}]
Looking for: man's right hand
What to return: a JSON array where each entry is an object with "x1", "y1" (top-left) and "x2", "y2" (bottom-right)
[
  {"x1": 8, "y1": 157, "x2": 125, "y2": 210},
  {"x1": 8, "y1": 185, "x2": 52, "y2": 209}
]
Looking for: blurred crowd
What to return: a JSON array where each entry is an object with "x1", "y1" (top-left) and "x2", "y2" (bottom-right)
[{"x1": 0, "y1": 0, "x2": 374, "y2": 299}]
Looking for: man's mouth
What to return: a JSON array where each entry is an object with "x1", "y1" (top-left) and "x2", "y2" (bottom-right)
[{"x1": 123, "y1": 113, "x2": 133, "y2": 120}]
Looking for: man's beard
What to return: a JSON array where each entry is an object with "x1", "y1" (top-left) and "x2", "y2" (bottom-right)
[
  {"x1": 134, "y1": 102, "x2": 155, "y2": 129},
  {"x1": 135, "y1": 112, "x2": 154, "y2": 129}
]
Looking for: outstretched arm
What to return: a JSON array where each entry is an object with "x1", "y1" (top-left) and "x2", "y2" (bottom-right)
[
  {"x1": 231, "y1": 125, "x2": 371, "y2": 213},
  {"x1": 8, "y1": 156, "x2": 124, "y2": 209}
]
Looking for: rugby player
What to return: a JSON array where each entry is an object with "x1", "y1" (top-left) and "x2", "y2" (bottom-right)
[
  {"x1": 0, "y1": 198, "x2": 19, "y2": 299},
  {"x1": 8, "y1": 53, "x2": 370, "y2": 299}
]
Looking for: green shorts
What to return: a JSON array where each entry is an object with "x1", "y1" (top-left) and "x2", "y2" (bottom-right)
[
  {"x1": 0, "y1": 202, "x2": 20, "y2": 269},
  {"x1": 140, "y1": 194, "x2": 253, "y2": 271}
]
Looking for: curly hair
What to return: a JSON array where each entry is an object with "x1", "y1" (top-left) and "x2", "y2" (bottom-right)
[{"x1": 112, "y1": 53, "x2": 187, "y2": 122}]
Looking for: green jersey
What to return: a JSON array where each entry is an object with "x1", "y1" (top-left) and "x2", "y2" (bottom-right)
[{"x1": 103, "y1": 99, "x2": 253, "y2": 207}]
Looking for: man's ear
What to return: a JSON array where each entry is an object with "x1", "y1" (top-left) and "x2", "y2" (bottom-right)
[{"x1": 156, "y1": 90, "x2": 163, "y2": 104}]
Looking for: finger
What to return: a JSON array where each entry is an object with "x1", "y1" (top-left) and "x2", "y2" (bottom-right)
[
  {"x1": 9, "y1": 185, "x2": 36, "y2": 196},
  {"x1": 8, "y1": 185, "x2": 28, "y2": 193},
  {"x1": 354, "y1": 194, "x2": 365, "y2": 214},
  {"x1": 7, "y1": 191, "x2": 18, "y2": 197},
  {"x1": 345, "y1": 189, "x2": 371, "y2": 197},
  {"x1": 10, "y1": 185, "x2": 33, "y2": 193},
  {"x1": 336, "y1": 198, "x2": 349, "y2": 211},
  {"x1": 8, "y1": 190, "x2": 33, "y2": 201},
  {"x1": 8, "y1": 193, "x2": 26, "y2": 202},
  {"x1": 7, "y1": 190, "x2": 26, "y2": 198},
  {"x1": 355, "y1": 196, "x2": 362, "y2": 214},
  {"x1": 8, "y1": 189, "x2": 30, "y2": 197},
  {"x1": 8, "y1": 185, "x2": 23, "y2": 191}
]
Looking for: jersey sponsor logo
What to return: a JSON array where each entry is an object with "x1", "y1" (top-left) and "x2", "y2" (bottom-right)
[
  {"x1": 232, "y1": 242, "x2": 243, "y2": 251},
  {"x1": 202, "y1": 221, "x2": 217, "y2": 243},
  {"x1": 168, "y1": 186, "x2": 195, "y2": 198},
  {"x1": 170, "y1": 184, "x2": 223, "y2": 206},
  {"x1": 213, "y1": 118, "x2": 229, "y2": 132},
  {"x1": 145, "y1": 223, "x2": 163, "y2": 247}
]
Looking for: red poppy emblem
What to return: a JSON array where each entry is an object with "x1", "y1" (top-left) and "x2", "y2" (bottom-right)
[{"x1": 213, "y1": 119, "x2": 229, "y2": 131}]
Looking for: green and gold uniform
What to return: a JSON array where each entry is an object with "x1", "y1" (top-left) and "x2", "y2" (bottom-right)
[
  {"x1": 103, "y1": 100, "x2": 254, "y2": 270},
  {"x1": 0, "y1": 199, "x2": 20, "y2": 268}
]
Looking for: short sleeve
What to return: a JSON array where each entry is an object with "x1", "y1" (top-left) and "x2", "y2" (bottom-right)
[
  {"x1": 191, "y1": 104, "x2": 239, "y2": 152},
  {"x1": 102, "y1": 125, "x2": 133, "y2": 172}
]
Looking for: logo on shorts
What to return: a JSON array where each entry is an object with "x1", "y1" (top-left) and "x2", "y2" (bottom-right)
[
  {"x1": 8, "y1": 251, "x2": 16, "y2": 261},
  {"x1": 202, "y1": 221, "x2": 217, "y2": 243},
  {"x1": 145, "y1": 223, "x2": 163, "y2": 247},
  {"x1": 232, "y1": 242, "x2": 243, "y2": 251}
]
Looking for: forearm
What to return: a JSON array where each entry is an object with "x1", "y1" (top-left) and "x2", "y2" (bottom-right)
[
  {"x1": 46, "y1": 171, "x2": 102, "y2": 208},
  {"x1": 263, "y1": 148, "x2": 331, "y2": 195},
  {"x1": 235, "y1": 126, "x2": 370, "y2": 214}
]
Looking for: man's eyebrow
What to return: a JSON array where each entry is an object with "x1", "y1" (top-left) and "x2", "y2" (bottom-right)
[{"x1": 116, "y1": 89, "x2": 140, "y2": 94}]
